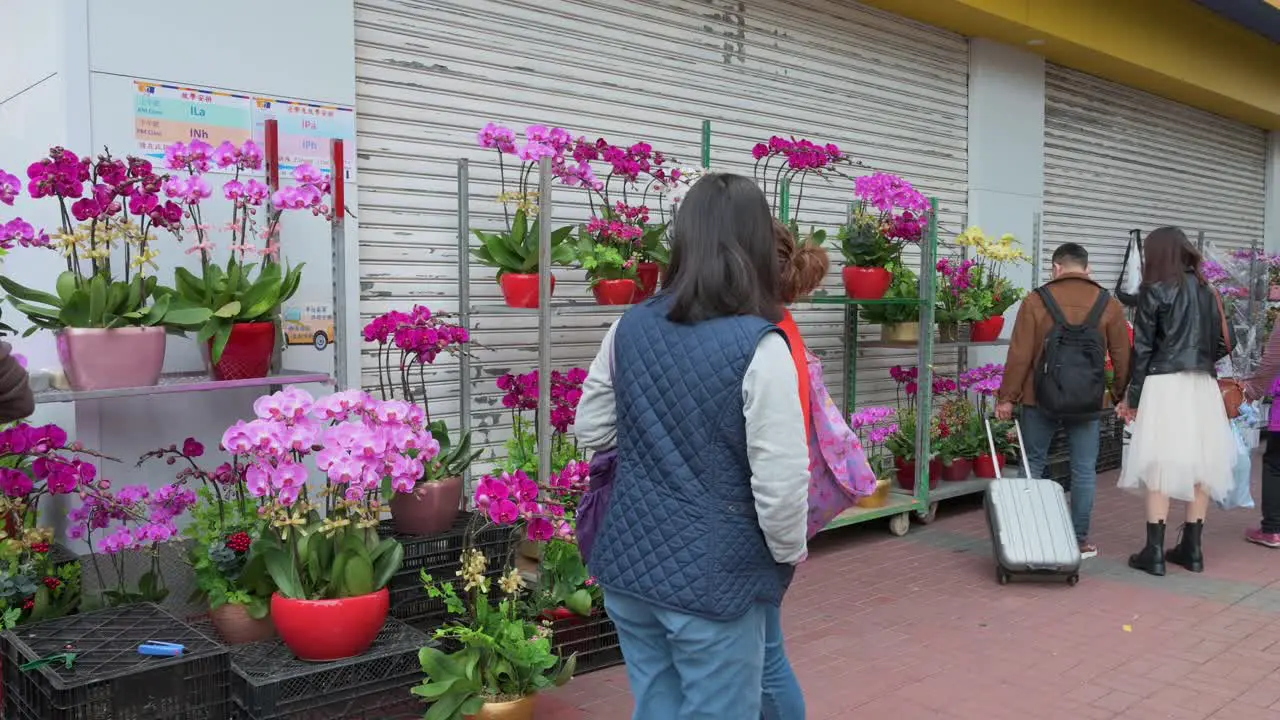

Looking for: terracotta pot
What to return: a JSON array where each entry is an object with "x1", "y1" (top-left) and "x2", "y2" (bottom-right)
[
  {"x1": 941, "y1": 458, "x2": 974, "y2": 482},
  {"x1": 974, "y1": 454, "x2": 1006, "y2": 479},
  {"x1": 841, "y1": 266, "x2": 892, "y2": 300},
  {"x1": 1270, "y1": 285, "x2": 1280, "y2": 301},
  {"x1": 937, "y1": 323, "x2": 960, "y2": 343},
  {"x1": 467, "y1": 695, "x2": 538, "y2": 720},
  {"x1": 270, "y1": 588, "x2": 389, "y2": 661},
  {"x1": 970, "y1": 315, "x2": 1005, "y2": 342},
  {"x1": 635, "y1": 262, "x2": 661, "y2": 301},
  {"x1": 56, "y1": 326, "x2": 166, "y2": 391},
  {"x1": 209, "y1": 321, "x2": 276, "y2": 381},
  {"x1": 894, "y1": 457, "x2": 942, "y2": 492},
  {"x1": 520, "y1": 540, "x2": 543, "y2": 561},
  {"x1": 592, "y1": 279, "x2": 638, "y2": 305},
  {"x1": 499, "y1": 273, "x2": 554, "y2": 309},
  {"x1": 880, "y1": 322, "x2": 920, "y2": 344},
  {"x1": 856, "y1": 478, "x2": 892, "y2": 508},
  {"x1": 209, "y1": 603, "x2": 275, "y2": 645},
  {"x1": 390, "y1": 476, "x2": 463, "y2": 536}
]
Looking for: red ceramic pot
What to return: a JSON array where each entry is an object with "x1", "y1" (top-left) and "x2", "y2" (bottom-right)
[
  {"x1": 592, "y1": 279, "x2": 638, "y2": 306},
  {"x1": 970, "y1": 316, "x2": 1006, "y2": 342},
  {"x1": 893, "y1": 457, "x2": 942, "y2": 492},
  {"x1": 271, "y1": 588, "x2": 389, "y2": 661},
  {"x1": 635, "y1": 263, "x2": 661, "y2": 301},
  {"x1": 500, "y1": 273, "x2": 555, "y2": 309},
  {"x1": 209, "y1": 322, "x2": 276, "y2": 381},
  {"x1": 841, "y1": 266, "x2": 892, "y2": 300},
  {"x1": 941, "y1": 458, "x2": 974, "y2": 482},
  {"x1": 973, "y1": 454, "x2": 1006, "y2": 479}
]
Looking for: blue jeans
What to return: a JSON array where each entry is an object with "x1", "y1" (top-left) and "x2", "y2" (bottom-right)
[
  {"x1": 1020, "y1": 405, "x2": 1100, "y2": 543},
  {"x1": 762, "y1": 604, "x2": 805, "y2": 719},
  {"x1": 606, "y1": 591, "x2": 767, "y2": 719}
]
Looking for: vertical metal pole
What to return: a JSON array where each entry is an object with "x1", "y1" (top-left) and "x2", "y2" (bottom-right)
[
  {"x1": 457, "y1": 159, "x2": 472, "y2": 490},
  {"x1": 700, "y1": 120, "x2": 711, "y2": 169},
  {"x1": 914, "y1": 198, "x2": 939, "y2": 513},
  {"x1": 537, "y1": 157, "x2": 553, "y2": 483},
  {"x1": 779, "y1": 178, "x2": 791, "y2": 224},
  {"x1": 329, "y1": 139, "x2": 349, "y2": 389},
  {"x1": 265, "y1": 119, "x2": 285, "y2": 375},
  {"x1": 1197, "y1": 229, "x2": 1206, "y2": 253},
  {"x1": 842, "y1": 304, "x2": 853, "y2": 415}
]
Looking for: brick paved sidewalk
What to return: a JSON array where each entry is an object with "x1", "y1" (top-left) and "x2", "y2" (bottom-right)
[{"x1": 540, "y1": 466, "x2": 1280, "y2": 719}]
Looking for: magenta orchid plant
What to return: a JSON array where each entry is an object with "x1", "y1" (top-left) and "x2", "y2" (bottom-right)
[
  {"x1": 752, "y1": 135, "x2": 856, "y2": 240},
  {"x1": 363, "y1": 305, "x2": 479, "y2": 483},
  {"x1": 160, "y1": 139, "x2": 326, "y2": 361},
  {"x1": 839, "y1": 172, "x2": 930, "y2": 271},
  {"x1": 0, "y1": 147, "x2": 211, "y2": 334},
  {"x1": 220, "y1": 387, "x2": 439, "y2": 600},
  {"x1": 495, "y1": 368, "x2": 586, "y2": 478}
]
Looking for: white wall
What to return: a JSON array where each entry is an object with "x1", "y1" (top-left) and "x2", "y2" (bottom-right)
[
  {"x1": 1, "y1": 0, "x2": 358, "y2": 551},
  {"x1": 966, "y1": 39, "x2": 1047, "y2": 366}
]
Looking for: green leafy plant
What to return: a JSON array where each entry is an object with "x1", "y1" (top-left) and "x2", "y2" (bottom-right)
[
  {"x1": 258, "y1": 523, "x2": 403, "y2": 601},
  {"x1": 184, "y1": 488, "x2": 274, "y2": 616},
  {"x1": 166, "y1": 259, "x2": 303, "y2": 362},
  {"x1": 472, "y1": 209, "x2": 575, "y2": 277},
  {"x1": 638, "y1": 223, "x2": 670, "y2": 265},
  {"x1": 412, "y1": 543, "x2": 575, "y2": 719},
  {"x1": 573, "y1": 230, "x2": 637, "y2": 286},
  {"x1": 860, "y1": 261, "x2": 921, "y2": 325},
  {"x1": 0, "y1": 272, "x2": 196, "y2": 335},
  {"x1": 529, "y1": 539, "x2": 599, "y2": 617}
]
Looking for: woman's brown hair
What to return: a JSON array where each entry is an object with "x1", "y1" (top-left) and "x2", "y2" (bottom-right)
[
  {"x1": 774, "y1": 220, "x2": 831, "y2": 304},
  {"x1": 1141, "y1": 226, "x2": 1205, "y2": 286}
]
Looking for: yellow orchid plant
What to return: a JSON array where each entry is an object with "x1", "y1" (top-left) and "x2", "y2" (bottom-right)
[{"x1": 954, "y1": 227, "x2": 1030, "y2": 319}]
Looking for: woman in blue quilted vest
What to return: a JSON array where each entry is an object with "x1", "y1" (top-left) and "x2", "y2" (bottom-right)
[{"x1": 576, "y1": 173, "x2": 811, "y2": 719}]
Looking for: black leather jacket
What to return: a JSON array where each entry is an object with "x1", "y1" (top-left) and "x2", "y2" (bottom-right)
[{"x1": 1127, "y1": 271, "x2": 1233, "y2": 408}]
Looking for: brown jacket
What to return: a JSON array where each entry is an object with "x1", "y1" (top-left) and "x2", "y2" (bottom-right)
[
  {"x1": 0, "y1": 343, "x2": 34, "y2": 422},
  {"x1": 997, "y1": 273, "x2": 1132, "y2": 407}
]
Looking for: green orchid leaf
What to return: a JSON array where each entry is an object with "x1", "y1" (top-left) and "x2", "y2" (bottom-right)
[
  {"x1": 54, "y1": 272, "x2": 77, "y2": 303},
  {"x1": 0, "y1": 275, "x2": 62, "y2": 308},
  {"x1": 214, "y1": 301, "x2": 242, "y2": 319}
]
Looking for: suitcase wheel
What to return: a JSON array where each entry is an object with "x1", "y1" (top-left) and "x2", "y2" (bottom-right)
[
  {"x1": 1067, "y1": 573, "x2": 1080, "y2": 587},
  {"x1": 997, "y1": 568, "x2": 1010, "y2": 585}
]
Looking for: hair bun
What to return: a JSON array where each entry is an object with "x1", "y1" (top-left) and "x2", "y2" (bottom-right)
[{"x1": 789, "y1": 242, "x2": 831, "y2": 299}]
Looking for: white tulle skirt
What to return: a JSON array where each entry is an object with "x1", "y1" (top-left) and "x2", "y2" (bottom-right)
[{"x1": 1118, "y1": 372, "x2": 1236, "y2": 503}]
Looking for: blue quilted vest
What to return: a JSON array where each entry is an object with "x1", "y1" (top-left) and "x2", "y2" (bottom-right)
[{"x1": 591, "y1": 296, "x2": 795, "y2": 620}]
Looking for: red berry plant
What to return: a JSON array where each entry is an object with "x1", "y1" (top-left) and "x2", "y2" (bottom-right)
[{"x1": 137, "y1": 436, "x2": 274, "y2": 620}]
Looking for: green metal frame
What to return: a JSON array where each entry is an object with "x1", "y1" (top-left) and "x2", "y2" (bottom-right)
[{"x1": 806, "y1": 198, "x2": 940, "y2": 532}]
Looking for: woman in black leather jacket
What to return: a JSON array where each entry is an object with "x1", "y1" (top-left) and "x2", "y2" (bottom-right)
[{"x1": 1117, "y1": 226, "x2": 1235, "y2": 576}]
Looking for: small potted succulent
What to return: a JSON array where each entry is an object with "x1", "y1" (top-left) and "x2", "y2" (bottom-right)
[{"x1": 364, "y1": 305, "x2": 480, "y2": 536}]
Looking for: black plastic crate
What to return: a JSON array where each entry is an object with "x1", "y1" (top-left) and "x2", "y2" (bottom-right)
[
  {"x1": 227, "y1": 619, "x2": 427, "y2": 720},
  {"x1": 0, "y1": 602, "x2": 229, "y2": 720},
  {"x1": 379, "y1": 515, "x2": 518, "y2": 630},
  {"x1": 550, "y1": 610, "x2": 623, "y2": 676}
]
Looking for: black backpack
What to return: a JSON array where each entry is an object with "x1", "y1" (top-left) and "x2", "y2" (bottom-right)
[{"x1": 1034, "y1": 287, "x2": 1111, "y2": 419}]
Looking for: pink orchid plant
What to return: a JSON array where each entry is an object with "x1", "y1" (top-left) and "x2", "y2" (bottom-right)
[
  {"x1": 839, "y1": 171, "x2": 930, "y2": 271},
  {"x1": 220, "y1": 387, "x2": 439, "y2": 600},
  {"x1": 363, "y1": 305, "x2": 479, "y2": 484},
  {"x1": 752, "y1": 135, "x2": 856, "y2": 241},
  {"x1": 160, "y1": 139, "x2": 324, "y2": 361}
]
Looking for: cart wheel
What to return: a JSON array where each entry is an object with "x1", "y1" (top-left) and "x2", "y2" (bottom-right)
[
  {"x1": 997, "y1": 569, "x2": 1010, "y2": 585},
  {"x1": 888, "y1": 513, "x2": 910, "y2": 537},
  {"x1": 916, "y1": 502, "x2": 939, "y2": 524},
  {"x1": 1067, "y1": 574, "x2": 1080, "y2": 587}
]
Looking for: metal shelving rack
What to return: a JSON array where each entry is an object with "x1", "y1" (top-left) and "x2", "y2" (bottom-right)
[{"x1": 454, "y1": 152, "x2": 966, "y2": 539}]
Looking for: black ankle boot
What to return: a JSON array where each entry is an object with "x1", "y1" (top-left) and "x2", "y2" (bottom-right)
[
  {"x1": 1129, "y1": 521, "x2": 1167, "y2": 576},
  {"x1": 1166, "y1": 521, "x2": 1205, "y2": 573}
]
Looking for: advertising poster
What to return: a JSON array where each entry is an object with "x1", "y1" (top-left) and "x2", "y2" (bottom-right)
[
  {"x1": 251, "y1": 97, "x2": 355, "y2": 179},
  {"x1": 132, "y1": 80, "x2": 253, "y2": 170}
]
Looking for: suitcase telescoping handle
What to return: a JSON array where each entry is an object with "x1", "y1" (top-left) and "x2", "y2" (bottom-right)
[{"x1": 983, "y1": 416, "x2": 1033, "y2": 481}]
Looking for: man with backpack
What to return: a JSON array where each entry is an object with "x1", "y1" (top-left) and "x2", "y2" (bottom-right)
[{"x1": 995, "y1": 243, "x2": 1133, "y2": 559}]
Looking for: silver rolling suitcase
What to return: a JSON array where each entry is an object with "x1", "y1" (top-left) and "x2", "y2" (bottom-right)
[{"x1": 983, "y1": 417, "x2": 1082, "y2": 586}]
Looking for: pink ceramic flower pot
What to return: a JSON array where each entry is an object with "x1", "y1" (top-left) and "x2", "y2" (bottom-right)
[{"x1": 56, "y1": 326, "x2": 166, "y2": 391}]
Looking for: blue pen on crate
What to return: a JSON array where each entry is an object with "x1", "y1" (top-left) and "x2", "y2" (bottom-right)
[{"x1": 138, "y1": 642, "x2": 185, "y2": 657}]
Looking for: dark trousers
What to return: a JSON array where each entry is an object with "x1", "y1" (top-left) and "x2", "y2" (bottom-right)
[{"x1": 1263, "y1": 431, "x2": 1280, "y2": 534}]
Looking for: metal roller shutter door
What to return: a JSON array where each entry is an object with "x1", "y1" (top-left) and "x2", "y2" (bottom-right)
[
  {"x1": 1043, "y1": 64, "x2": 1268, "y2": 288},
  {"x1": 355, "y1": 0, "x2": 968, "y2": 462}
]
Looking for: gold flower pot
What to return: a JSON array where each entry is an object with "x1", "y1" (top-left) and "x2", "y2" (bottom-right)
[
  {"x1": 880, "y1": 322, "x2": 920, "y2": 344},
  {"x1": 467, "y1": 695, "x2": 537, "y2": 720},
  {"x1": 856, "y1": 478, "x2": 892, "y2": 509}
]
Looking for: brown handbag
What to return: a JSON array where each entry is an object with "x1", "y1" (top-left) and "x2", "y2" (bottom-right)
[{"x1": 1213, "y1": 290, "x2": 1244, "y2": 419}]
